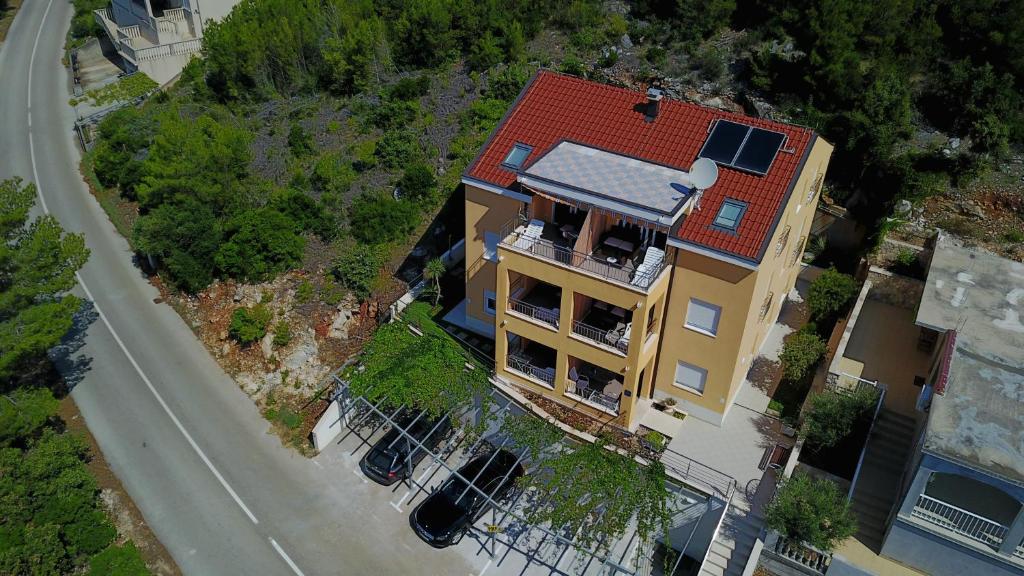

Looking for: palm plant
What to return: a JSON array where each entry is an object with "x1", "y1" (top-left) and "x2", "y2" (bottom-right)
[{"x1": 423, "y1": 257, "x2": 445, "y2": 305}]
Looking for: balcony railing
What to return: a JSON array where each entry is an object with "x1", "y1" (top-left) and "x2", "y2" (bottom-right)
[
  {"x1": 571, "y1": 320, "x2": 628, "y2": 354},
  {"x1": 568, "y1": 386, "x2": 620, "y2": 413},
  {"x1": 506, "y1": 354, "x2": 555, "y2": 387},
  {"x1": 507, "y1": 298, "x2": 559, "y2": 328},
  {"x1": 500, "y1": 227, "x2": 666, "y2": 292},
  {"x1": 911, "y1": 493, "x2": 1009, "y2": 548}
]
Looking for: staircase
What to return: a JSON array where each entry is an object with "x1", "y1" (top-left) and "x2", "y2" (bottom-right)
[
  {"x1": 848, "y1": 409, "x2": 917, "y2": 550},
  {"x1": 699, "y1": 506, "x2": 766, "y2": 576}
]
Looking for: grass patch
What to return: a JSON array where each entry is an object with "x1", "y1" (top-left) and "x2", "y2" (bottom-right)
[
  {"x1": 80, "y1": 153, "x2": 137, "y2": 241},
  {"x1": 0, "y1": 0, "x2": 23, "y2": 42},
  {"x1": 70, "y1": 73, "x2": 158, "y2": 107}
]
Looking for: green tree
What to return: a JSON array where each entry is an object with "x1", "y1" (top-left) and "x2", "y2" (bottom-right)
[
  {"x1": 0, "y1": 387, "x2": 58, "y2": 446},
  {"x1": 88, "y1": 543, "x2": 149, "y2": 576},
  {"x1": 332, "y1": 243, "x2": 386, "y2": 299},
  {"x1": 765, "y1": 473, "x2": 857, "y2": 551},
  {"x1": 0, "y1": 178, "x2": 89, "y2": 383},
  {"x1": 780, "y1": 330, "x2": 826, "y2": 382},
  {"x1": 215, "y1": 208, "x2": 305, "y2": 282},
  {"x1": 134, "y1": 196, "x2": 222, "y2": 292},
  {"x1": 323, "y1": 18, "x2": 384, "y2": 95},
  {"x1": 397, "y1": 163, "x2": 436, "y2": 203},
  {"x1": 347, "y1": 194, "x2": 420, "y2": 245},
  {"x1": 807, "y1": 268, "x2": 858, "y2": 322},
  {"x1": 803, "y1": 388, "x2": 877, "y2": 449},
  {"x1": 422, "y1": 257, "x2": 446, "y2": 305},
  {"x1": 394, "y1": 0, "x2": 454, "y2": 67}
]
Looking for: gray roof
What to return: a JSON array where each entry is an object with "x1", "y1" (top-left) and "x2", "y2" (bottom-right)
[
  {"x1": 520, "y1": 142, "x2": 695, "y2": 219},
  {"x1": 917, "y1": 234, "x2": 1024, "y2": 485}
]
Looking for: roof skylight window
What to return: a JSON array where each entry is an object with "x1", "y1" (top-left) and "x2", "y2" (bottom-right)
[
  {"x1": 502, "y1": 143, "x2": 533, "y2": 170},
  {"x1": 712, "y1": 199, "x2": 747, "y2": 232}
]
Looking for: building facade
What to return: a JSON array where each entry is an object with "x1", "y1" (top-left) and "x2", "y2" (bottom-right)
[
  {"x1": 457, "y1": 71, "x2": 833, "y2": 430},
  {"x1": 880, "y1": 235, "x2": 1024, "y2": 576},
  {"x1": 94, "y1": 0, "x2": 239, "y2": 84}
]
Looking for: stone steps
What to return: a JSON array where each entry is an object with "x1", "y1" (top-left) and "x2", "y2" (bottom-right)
[{"x1": 698, "y1": 508, "x2": 765, "y2": 576}]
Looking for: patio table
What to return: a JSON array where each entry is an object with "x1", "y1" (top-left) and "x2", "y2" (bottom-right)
[
  {"x1": 603, "y1": 380, "x2": 623, "y2": 397},
  {"x1": 604, "y1": 237, "x2": 635, "y2": 252}
]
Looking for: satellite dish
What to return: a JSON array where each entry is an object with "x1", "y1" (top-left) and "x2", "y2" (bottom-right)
[{"x1": 688, "y1": 157, "x2": 719, "y2": 190}]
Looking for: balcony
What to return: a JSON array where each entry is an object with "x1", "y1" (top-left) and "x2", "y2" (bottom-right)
[
  {"x1": 505, "y1": 334, "x2": 557, "y2": 388},
  {"x1": 911, "y1": 494, "x2": 1011, "y2": 549},
  {"x1": 565, "y1": 358, "x2": 623, "y2": 414},
  {"x1": 571, "y1": 297, "x2": 633, "y2": 355},
  {"x1": 507, "y1": 275, "x2": 561, "y2": 329}
]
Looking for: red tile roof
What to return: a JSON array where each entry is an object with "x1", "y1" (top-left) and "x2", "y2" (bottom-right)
[{"x1": 465, "y1": 71, "x2": 818, "y2": 263}]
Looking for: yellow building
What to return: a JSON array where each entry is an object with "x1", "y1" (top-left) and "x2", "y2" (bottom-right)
[{"x1": 455, "y1": 71, "x2": 833, "y2": 429}]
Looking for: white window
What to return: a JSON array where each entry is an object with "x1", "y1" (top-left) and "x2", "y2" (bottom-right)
[
  {"x1": 674, "y1": 361, "x2": 707, "y2": 394},
  {"x1": 483, "y1": 232, "x2": 499, "y2": 261},
  {"x1": 685, "y1": 298, "x2": 721, "y2": 336},
  {"x1": 483, "y1": 290, "x2": 496, "y2": 315}
]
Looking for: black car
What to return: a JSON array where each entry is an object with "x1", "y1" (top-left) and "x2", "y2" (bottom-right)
[
  {"x1": 409, "y1": 449, "x2": 525, "y2": 548},
  {"x1": 359, "y1": 411, "x2": 452, "y2": 485}
]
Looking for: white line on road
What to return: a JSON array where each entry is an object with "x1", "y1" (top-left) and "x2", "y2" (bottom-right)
[
  {"x1": 24, "y1": 7, "x2": 308, "y2": 576},
  {"x1": 269, "y1": 537, "x2": 306, "y2": 576}
]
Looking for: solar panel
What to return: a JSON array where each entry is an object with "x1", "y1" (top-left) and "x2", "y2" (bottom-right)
[
  {"x1": 734, "y1": 128, "x2": 786, "y2": 175},
  {"x1": 698, "y1": 120, "x2": 787, "y2": 176},
  {"x1": 699, "y1": 120, "x2": 749, "y2": 164}
]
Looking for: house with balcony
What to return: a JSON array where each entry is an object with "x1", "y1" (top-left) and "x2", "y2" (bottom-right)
[
  {"x1": 94, "y1": 0, "x2": 239, "y2": 84},
  {"x1": 454, "y1": 71, "x2": 833, "y2": 431},
  {"x1": 880, "y1": 234, "x2": 1024, "y2": 576}
]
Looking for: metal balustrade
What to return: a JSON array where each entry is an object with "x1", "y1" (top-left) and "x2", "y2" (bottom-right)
[
  {"x1": 571, "y1": 320, "x2": 628, "y2": 354},
  {"x1": 568, "y1": 386, "x2": 620, "y2": 413},
  {"x1": 507, "y1": 298, "x2": 559, "y2": 328},
  {"x1": 506, "y1": 355, "x2": 555, "y2": 386},
  {"x1": 911, "y1": 494, "x2": 1009, "y2": 548}
]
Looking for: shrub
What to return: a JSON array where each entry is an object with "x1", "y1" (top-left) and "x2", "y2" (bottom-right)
[
  {"x1": 397, "y1": 163, "x2": 436, "y2": 203},
  {"x1": 388, "y1": 75, "x2": 431, "y2": 101},
  {"x1": 277, "y1": 407, "x2": 302, "y2": 430},
  {"x1": 807, "y1": 268, "x2": 858, "y2": 322},
  {"x1": 287, "y1": 124, "x2": 314, "y2": 157},
  {"x1": 765, "y1": 473, "x2": 857, "y2": 551},
  {"x1": 333, "y1": 243, "x2": 386, "y2": 299},
  {"x1": 374, "y1": 129, "x2": 420, "y2": 168},
  {"x1": 487, "y1": 64, "x2": 531, "y2": 102},
  {"x1": 272, "y1": 320, "x2": 292, "y2": 348},
  {"x1": 311, "y1": 152, "x2": 356, "y2": 198},
  {"x1": 269, "y1": 189, "x2": 336, "y2": 240},
  {"x1": 598, "y1": 48, "x2": 619, "y2": 68},
  {"x1": 643, "y1": 430, "x2": 666, "y2": 452},
  {"x1": 803, "y1": 388, "x2": 877, "y2": 449},
  {"x1": 0, "y1": 387, "x2": 59, "y2": 446},
  {"x1": 229, "y1": 305, "x2": 272, "y2": 345},
  {"x1": 215, "y1": 208, "x2": 305, "y2": 282},
  {"x1": 295, "y1": 279, "x2": 315, "y2": 304},
  {"x1": 894, "y1": 248, "x2": 917, "y2": 267},
  {"x1": 88, "y1": 543, "x2": 149, "y2": 576},
  {"x1": 348, "y1": 193, "x2": 420, "y2": 245},
  {"x1": 1002, "y1": 228, "x2": 1024, "y2": 244},
  {"x1": 780, "y1": 331, "x2": 826, "y2": 382},
  {"x1": 559, "y1": 54, "x2": 586, "y2": 77}
]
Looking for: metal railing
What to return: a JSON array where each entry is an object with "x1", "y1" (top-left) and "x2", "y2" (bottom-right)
[
  {"x1": 506, "y1": 354, "x2": 555, "y2": 386},
  {"x1": 825, "y1": 371, "x2": 881, "y2": 397},
  {"x1": 500, "y1": 226, "x2": 667, "y2": 292},
  {"x1": 507, "y1": 297, "x2": 559, "y2": 328},
  {"x1": 571, "y1": 320, "x2": 628, "y2": 353},
  {"x1": 1015, "y1": 542, "x2": 1024, "y2": 559},
  {"x1": 132, "y1": 38, "x2": 203, "y2": 62},
  {"x1": 911, "y1": 494, "x2": 1009, "y2": 548},
  {"x1": 660, "y1": 448, "x2": 737, "y2": 500},
  {"x1": 567, "y1": 385, "x2": 620, "y2": 413}
]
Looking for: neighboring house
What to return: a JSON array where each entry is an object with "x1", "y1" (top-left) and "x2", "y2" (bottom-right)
[
  {"x1": 455, "y1": 70, "x2": 833, "y2": 431},
  {"x1": 881, "y1": 234, "x2": 1024, "y2": 576},
  {"x1": 94, "y1": 0, "x2": 238, "y2": 84}
]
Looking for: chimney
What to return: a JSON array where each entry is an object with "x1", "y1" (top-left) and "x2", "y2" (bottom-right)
[{"x1": 645, "y1": 87, "x2": 664, "y2": 122}]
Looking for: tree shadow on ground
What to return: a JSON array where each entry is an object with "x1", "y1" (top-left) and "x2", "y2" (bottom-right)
[{"x1": 48, "y1": 299, "x2": 100, "y2": 391}]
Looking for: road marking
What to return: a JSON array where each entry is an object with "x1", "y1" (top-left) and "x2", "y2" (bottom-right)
[
  {"x1": 353, "y1": 468, "x2": 368, "y2": 483},
  {"x1": 269, "y1": 537, "x2": 305, "y2": 576},
  {"x1": 392, "y1": 461, "x2": 439, "y2": 508},
  {"x1": 311, "y1": 459, "x2": 323, "y2": 469},
  {"x1": 476, "y1": 558, "x2": 493, "y2": 576}
]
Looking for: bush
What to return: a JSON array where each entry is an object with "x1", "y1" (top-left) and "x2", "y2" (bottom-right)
[
  {"x1": 287, "y1": 124, "x2": 314, "y2": 157},
  {"x1": 272, "y1": 320, "x2": 292, "y2": 348},
  {"x1": 807, "y1": 268, "x2": 858, "y2": 322},
  {"x1": 88, "y1": 543, "x2": 149, "y2": 576},
  {"x1": 348, "y1": 193, "x2": 420, "y2": 245},
  {"x1": 0, "y1": 387, "x2": 58, "y2": 446},
  {"x1": 643, "y1": 430, "x2": 666, "y2": 452},
  {"x1": 269, "y1": 189, "x2": 336, "y2": 240},
  {"x1": 311, "y1": 152, "x2": 356, "y2": 198},
  {"x1": 803, "y1": 388, "x2": 877, "y2": 449},
  {"x1": 780, "y1": 331, "x2": 827, "y2": 382},
  {"x1": 134, "y1": 196, "x2": 222, "y2": 292},
  {"x1": 487, "y1": 64, "x2": 531, "y2": 102},
  {"x1": 295, "y1": 279, "x2": 315, "y2": 304},
  {"x1": 559, "y1": 54, "x2": 586, "y2": 76},
  {"x1": 333, "y1": 243, "x2": 386, "y2": 299},
  {"x1": 215, "y1": 208, "x2": 305, "y2": 282},
  {"x1": 397, "y1": 163, "x2": 436, "y2": 203},
  {"x1": 765, "y1": 473, "x2": 857, "y2": 551},
  {"x1": 374, "y1": 129, "x2": 420, "y2": 168},
  {"x1": 387, "y1": 75, "x2": 431, "y2": 101},
  {"x1": 229, "y1": 305, "x2": 272, "y2": 345}
]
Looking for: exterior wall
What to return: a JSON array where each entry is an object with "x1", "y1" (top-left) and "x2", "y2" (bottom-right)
[
  {"x1": 464, "y1": 184, "x2": 524, "y2": 328},
  {"x1": 493, "y1": 242, "x2": 671, "y2": 428},
  {"x1": 882, "y1": 520, "x2": 1024, "y2": 576},
  {"x1": 652, "y1": 139, "x2": 833, "y2": 424}
]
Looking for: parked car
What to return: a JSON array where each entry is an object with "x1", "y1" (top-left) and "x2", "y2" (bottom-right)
[
  {"x1": 409, "y1": 449, "x2": 525, "y2": 548},
  {"x1": 359, "y1": 410, "x2": 452, "y2": 486}
]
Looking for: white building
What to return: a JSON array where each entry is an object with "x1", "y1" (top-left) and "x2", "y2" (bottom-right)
[{"x1": 94, "y1": 0, "x2": 239, "y2": 84}]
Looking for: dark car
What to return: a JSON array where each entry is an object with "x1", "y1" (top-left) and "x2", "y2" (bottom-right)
[
  {"x1": 359, "y1": 411, "x2": 452, "y2": 485},
  {"x1": 409, "y1": 449, "x2": 525, "y2": 548}
]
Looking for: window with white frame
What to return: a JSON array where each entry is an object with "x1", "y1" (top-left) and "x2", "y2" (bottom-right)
[
  {"x1": 483, "y1": 290, "x2": 496, "y2": 315},
  {"x1": 483, "y1": 232, "x2": 499, "y2": 261},
  {"x1": 674, "y1": 361, "x2": 707, "y2": 394},
  {"x1": 685, "y1": 298, "x2": 721, "y2": 336}
]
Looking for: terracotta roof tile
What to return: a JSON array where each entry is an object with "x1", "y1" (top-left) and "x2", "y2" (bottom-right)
[{"x1": 465, "y1": 71, "x2": 818, "y2": 263}]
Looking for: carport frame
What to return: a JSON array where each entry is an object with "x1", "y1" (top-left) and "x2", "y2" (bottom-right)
[{"x1": 331, "y1": 377, "x2": 717, "y2": 576}]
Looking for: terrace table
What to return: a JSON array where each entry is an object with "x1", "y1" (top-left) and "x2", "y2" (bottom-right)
[
  {"x1": 604, "y1": 237, "x2": 635, "y2": 253},
  {"x1": 603, "y1": 380, "x2": 623, "y2": 397}
]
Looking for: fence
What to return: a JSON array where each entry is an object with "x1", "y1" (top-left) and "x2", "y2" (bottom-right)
[
  {"x1": 506, "y1": 354, "x2": 555, "y2": 386},
  {"x1": 572, "y1": 320, "x2": 629, "y2": 353},
  {"x1": 508, "y1": 297, "x2": 559, "y2": 328},
  {"x1": 911, "y1": 493, "x2": 1009, "y2": 548}
]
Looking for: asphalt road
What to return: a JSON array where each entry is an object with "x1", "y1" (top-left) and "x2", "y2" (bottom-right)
[{"x1": 0, "y1": 2, "x2": 478, "y2": 575}]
